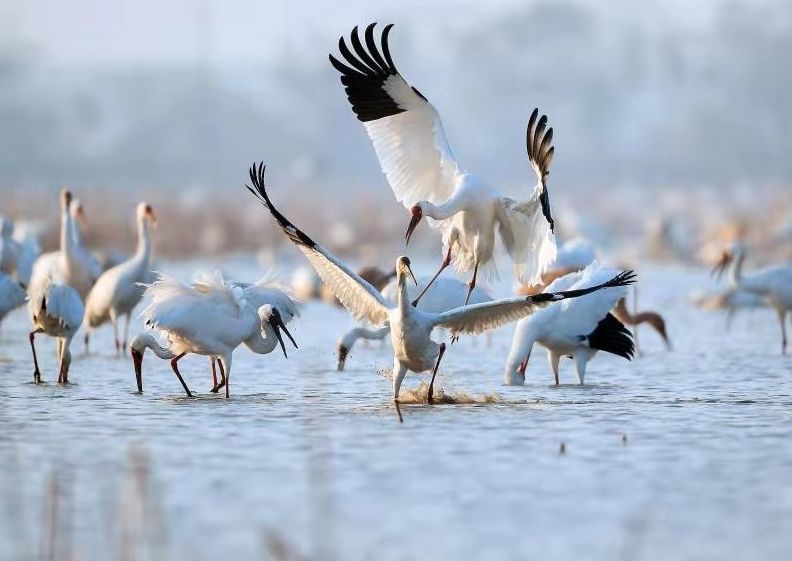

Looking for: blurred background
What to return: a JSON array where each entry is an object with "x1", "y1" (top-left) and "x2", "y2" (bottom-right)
[
  {"x1": 2, "y1": 3, "x2": 792, "y2": 561},
  {"x1": 1, "y1": 0, "x2": 791, "y2": 264}
]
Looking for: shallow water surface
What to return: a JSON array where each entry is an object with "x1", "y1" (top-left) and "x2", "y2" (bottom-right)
[{"x1": 1, "y1": 262, "x2": 790, "y2": 561}]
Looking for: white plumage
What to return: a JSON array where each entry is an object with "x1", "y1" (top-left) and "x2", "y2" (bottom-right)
[
  {"x1": 28, "y1": 278, "x2": 84, "y2": 384},
  {"x1": 247, "y1": 163, "x2": 633, "y2": 421},
  {"x1": 130, "y1": 272, "x2": 299, "y2": 397},
  {"x1": 551, "y1": 238, "x2": 597, "y2": 272},
  {"x1": 0, "y1": 273, "x2": 26, "y2": 328},
  {"x1": 330, "y1": 24, "x2": 557, "y2": 304},
  {"x1": 84, "y1": 203, "x2": 156, "y2": 355},
  {"x1": 28, "y1": 193, "x2": 102, "y2": 301},
  {"x1": 336, "y1": 276, "x2": 492, "y2": 370},
  {"x1": 504, "y1": 263, "x2": 634, "y2": 386},
  {"x1": 713, "y1": 242, "x2": 792, "y2": 353}
]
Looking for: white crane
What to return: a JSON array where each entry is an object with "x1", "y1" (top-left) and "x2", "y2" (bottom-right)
[
  {"x1": 28, "y1": 278, "x2": 84, "y2": 384},
  {"x1": 504, "y1": 264, "x2": 634, "y2": 386},
  {"x1": 28, "y1": 192, "x2": 102, "y2": 301},
  {"x1": 246, "y1": 162, "x2": 633, "y2": 421},
  {"x1": 713, "y1": 242, "x2": 792, "y2": 353},
  {"x1": 337, "y1": 275, "x2": 492, "y2": 370},
  {"x1": 83, "y1": 203, "x2": 157, "y2": 355},
  {"x1": 130, "y1": 273, "x2": 299, "y2": 397},
  {"x1": 0, "y1": 273, "x2": 26, "y2": 330},
  {"x1": 330, "y1": 24, "x2": 557, "y2": 305}
]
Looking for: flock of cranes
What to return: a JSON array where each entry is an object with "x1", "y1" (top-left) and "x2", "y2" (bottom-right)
[{"x1": 1, "y1": 23, "x2": 791, "y2": 422}]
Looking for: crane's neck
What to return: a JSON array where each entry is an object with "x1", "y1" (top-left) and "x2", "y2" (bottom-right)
[
  {"x1": 132, "y1": 332, "x2": 175, "y2": 360},
  {"x1": 71, "y1": 216, "x2": 84, "y2": 246},
  {"x1": 503, "y1": 320, "x2": 537, "y2": 385},
  {"x1": 421, "y1": 196, "x2": 465, "y2": 222},
  {"x1": 728, "y1": 251, "x2": 745, "y2": 288},
  {"x1": 133, "y1": 216, "x2": 153, "y2": 266},
  {"x1": 60, "y1": 204, "x2": 78, "y2": 256},
  {"x1": 396, "y1": 271, "x2": 412, "y2": 315},
  {"x1": 341, "y1": 325, "x2": 390, "y2": 350},
  {"x1": 246, "y1": 321, "x2": 279, "y2": 355}
]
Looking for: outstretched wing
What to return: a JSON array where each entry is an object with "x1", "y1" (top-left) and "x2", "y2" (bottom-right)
[
  {"x1": 246, "y1": 162, "x2": 390, "y2": 326},
  {"x1": 523, "y1": 107, "x2": 555, "y2": 230},
  {"x1": 434, "y1": 270, "x2": 636, "y2": 335},
  {"x1": 497, "y1": 108, "x2": 557, "y2": 284},
  {"x1": 330, "y1": 23, "x2": 463, "y2": 210}
]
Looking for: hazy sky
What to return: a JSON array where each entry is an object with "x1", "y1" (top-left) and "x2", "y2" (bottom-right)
[
  {"x1": 6, "y1": 0, "x2": 718, "y2": 65},
  {"x1": 5, "y1": 0, "x2": 522, "y2": 64}
]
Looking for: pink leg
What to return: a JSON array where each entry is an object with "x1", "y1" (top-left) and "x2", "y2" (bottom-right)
[
  {"x1": 169, "y1": 353, "x2": 193, "y2": 397},
  {"x1": 427, "y1": 343, "x2": 447, "y2": 404},
  {"x1": 412, "y1": 245, "x2": 453, "y2": 307}
]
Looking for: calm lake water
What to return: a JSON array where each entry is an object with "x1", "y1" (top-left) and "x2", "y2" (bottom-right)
[{"x1": 1, "y1": 259, "x2": 790, "y2": 561}]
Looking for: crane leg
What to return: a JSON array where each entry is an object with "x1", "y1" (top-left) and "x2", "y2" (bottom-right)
[
  {"x1": 573, "y1": 353, "x2": 587, "y2": 385},
  {"x1": 122, "y1": 314, "x2": 131, "y2": 355},
  {"x1": 83, "y1": 331, "x2": 90, "y2": 356},
  {"x1": 427, "y1": 343, "x2": 447, "y2": 405},
  {"x1": 412, "y1": 245, "x2": 453, "y2": 307},
  {"x1": 218, "y1": 358, "x2": 231, "y2": 398},
  {"x1": 463, "y1": 261, "x2": 479, "y2": 306},
  {"x1": 210, "y1": 358, "x2": 218, "y2": 392},
  {"x1": 112, "y1": 315, "x2": 120, "y2": 357},
  {"x1": 30, "y1": 331, "x2": 41, "y2": 384},
  {"x1": 169, "y1": 353, "x2": 193, "y2": 397},
  {"x1": 449, "y1": 262, "x2": 480, "y2": 345},
  {"x1": 548, "y1": 351, "x2": 561, "y2": 385},
  {"x1": 56, "y1": 338, "x2": 64, "y2": 383},
  {"x1": 777, "y1": 308, "x2": 788, "y2": 355},
  {"x1": 212, "y1": 359, "x2": 227, "y2": 394}
]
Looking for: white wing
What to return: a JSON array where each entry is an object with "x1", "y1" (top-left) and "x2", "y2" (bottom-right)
[
  {"x1": 46, "y1": 284, "x2": 85, "y2": 330},
  {"x1": 555, "y1": 264, "x2": 629, "y2": 337},
  {"x1": 496, "y1": 109, "x2": 558, "y2": 284},
  {"x1": 29, "y1": 280, "x2": 84, "y2": 332},
  {"x1": 141, "y1": 273, "x2": 244, "y2": 328},
  {"x1": 243, "y1": 284, "x2": 301, "y2": 324},
  {"x1": 381, "y1": 275, "x2": 492, "y2": 311},
  {"x1": 744, "y1": 265, "x2": 792, "y2": 302},
  {"x1": 434, "y1": 269, "x2": 636, "y2": 335},
  {"x1": 0, "y1": 273, "x2": 25, "y2": 315},
  {"x1": 247, "y1": 163, "x2": 390, "y2": 326},
  {"x1": 330, "y1": 24, "x2": 463, "y2": 210},
  {"x1": 433, "y1": 296, "x2": 552, "y2": 335}
]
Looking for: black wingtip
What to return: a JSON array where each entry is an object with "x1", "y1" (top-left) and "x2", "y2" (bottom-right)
[
  {"x1": 607, "y1": 270, "x2": 637, "y2": 288},
  {"x1": 244, "y1": 160, "x2": 317, "y2": 249},
  {"x1": 588, "y1": 314, "x2": 634, "y2": 360}
]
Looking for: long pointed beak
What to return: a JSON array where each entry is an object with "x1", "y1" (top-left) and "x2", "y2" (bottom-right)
[
  {"x1": 406, "y1": 263, "x2": 418, "y2": 286},
  {"x1": 269, "y1": 316, "x2": 298, "y2": 358},
  {"x1": 280, "y1": 322, "x2": 298, "y2": 350},
  {"x1": 131, "y1": 349, "x2": 143, "y2": 393},
  {"x1": 405, "y1": 214, "x2": 421, "y2": 246}
]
